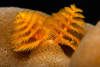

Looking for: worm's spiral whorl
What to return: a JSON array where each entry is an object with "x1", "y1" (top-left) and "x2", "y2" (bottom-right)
[
  {"x1": 11, "y1": 10, "x2": 49, "y2": 51},
  {"x1": 44, "y1": 4, "x2": 85, "y2": 50}
]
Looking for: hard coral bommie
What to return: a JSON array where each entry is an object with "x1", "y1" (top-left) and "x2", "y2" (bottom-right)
[
  {"x1": 11, "y1": 10, "x2": 49, "y2": 51},
  {"x1": 11, "y1": 4, "x2": 86, "y2": 52}
]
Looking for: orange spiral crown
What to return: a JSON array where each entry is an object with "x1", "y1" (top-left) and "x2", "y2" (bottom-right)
[
  {"x1": 11, "y1": 10, "x2": 49, "y2": 51},
  {"x1": 43, "y1": 4, "x2": 85, "y2": 50},
  {"x1": 11, "y1": 4, "x2": 86, "y2": 51}
]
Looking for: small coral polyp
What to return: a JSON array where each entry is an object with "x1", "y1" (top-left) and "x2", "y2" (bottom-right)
[
  {"x1": 43, "y1": 4, "x2": 85, "y2": 50},
  {"x1": 11, "y1": 10, "x2": 49, "y2": 51}
]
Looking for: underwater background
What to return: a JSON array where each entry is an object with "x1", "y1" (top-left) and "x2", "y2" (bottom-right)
[{"x1": 0, "y1": 0, "x2": 99, "y2": 25}]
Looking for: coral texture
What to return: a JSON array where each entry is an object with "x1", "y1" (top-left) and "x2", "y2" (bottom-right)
[
  {"x1": 25, "y1": 40, "x2": 70, "y2": 67},
  {"x1": 0, "y1": 7, "x2": 70, "y2": 67},
  {"x1": 0, "y1": 7, "x2": 28, "y2": 67},
  {"x1": 68, "y1": 21, "x2": 100, "y2": 67},
  {"x1": 0, "y1": 7, "x2": 94, "y2": 67}
]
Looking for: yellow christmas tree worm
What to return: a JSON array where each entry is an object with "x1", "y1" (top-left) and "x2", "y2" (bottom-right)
[
  {"x1": 11, "y1": 4, "x2": 86, "y2": 52},
  {"x1": 11, "y1": 10, "x2": 49, "y2": 51},
  {"x1": 43, "y1": 4, "x2": 85, "y2": 50}
]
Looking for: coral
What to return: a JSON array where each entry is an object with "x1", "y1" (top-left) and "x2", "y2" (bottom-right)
[
  {"x1": 43, "y1": 4, "x2": 85, "y2": 50},
  {"x1": 0, "y1": 7, "x2": 94, "y2": 67},
  {"x1": 68, "y1": 21, "x2": 100, "y2": 67},
  {"x1": 25, "y1": 40, "x2": 70, "y2": 67},
  {"x1": 11, "y1": 10, "x2": 49, "y2": 51},
  {"x1": 0, "y1": 7, "x2": 29, "y2": 67}
]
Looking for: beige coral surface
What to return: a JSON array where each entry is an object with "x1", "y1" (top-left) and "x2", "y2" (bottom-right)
[
  {"x1": 68, "y1": 21, "x2": 100, "y2": 67},
  {"x1": 26, "y1": 40, "x2": 70, "y2": 67},
  {"x1": 0, "y1": 7, "x2": 94, "y2": 67},
  {"x1": 0, "y1": 7, "x2": 70, "y2": 67},
  {"x1": 0, "y1": 7, "x2": 30, "y2": 67}
]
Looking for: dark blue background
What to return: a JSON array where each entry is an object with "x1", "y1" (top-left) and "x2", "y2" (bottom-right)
[{"x1": 0, "y1": 0, "x2": 100, "y2": 25}]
